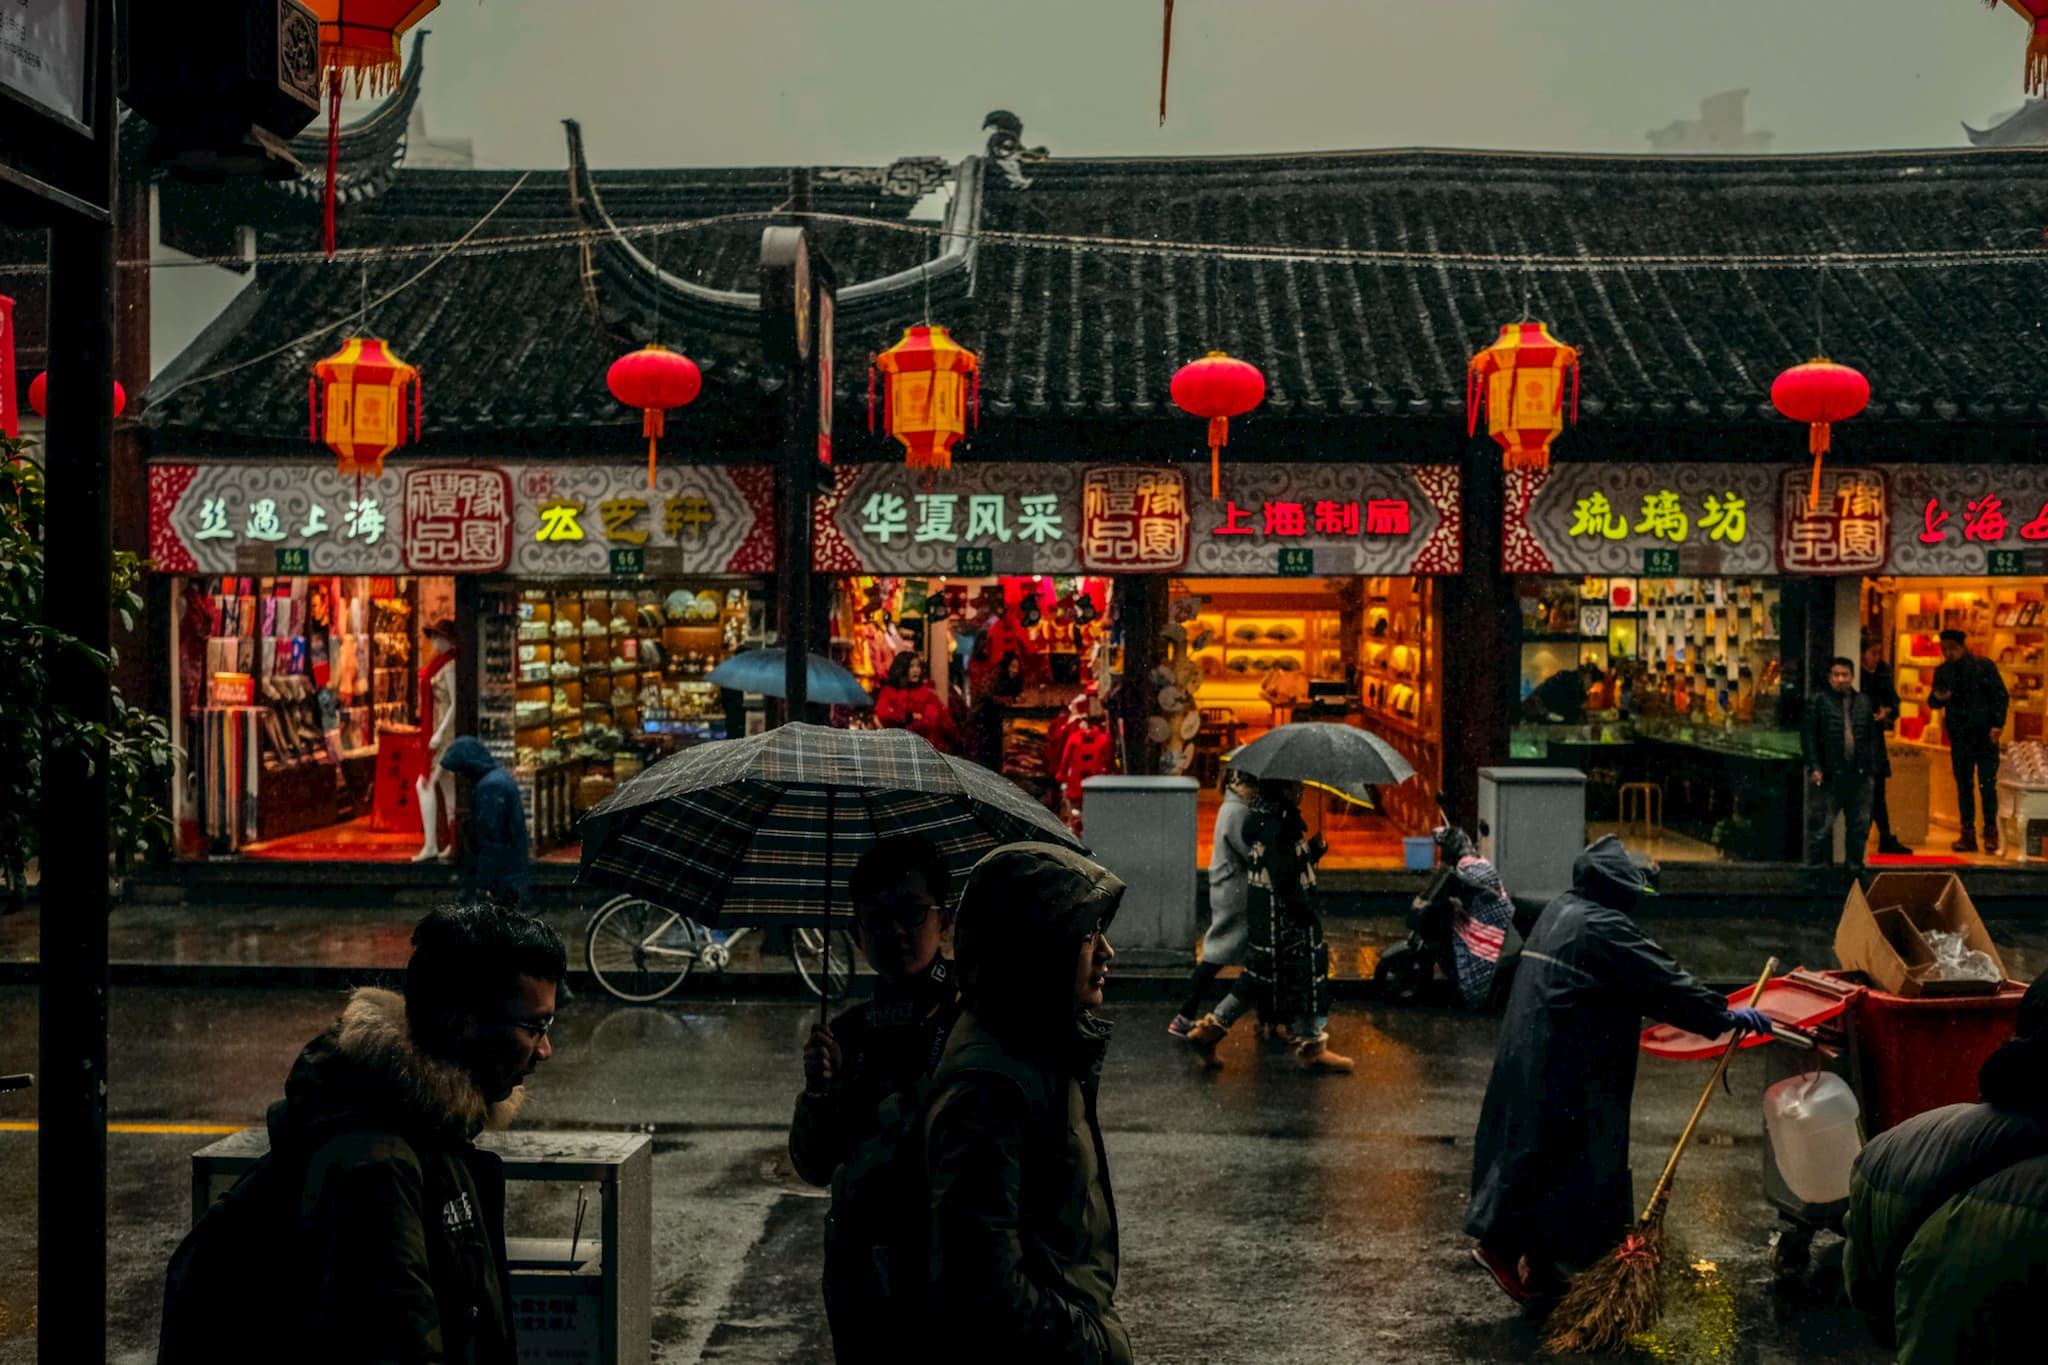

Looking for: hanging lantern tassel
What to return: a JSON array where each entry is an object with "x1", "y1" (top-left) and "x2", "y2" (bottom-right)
[
  {"x1": 2030, "y1": 14, "x2": 2048, "y2": 96},
  {"x1": 642, "y1": 407, "x2": 665, "y2": 489},
  {"x1": 323, "y1": 70, "x2": 342, "y2": 260},
  {"x1": 867, "y1": 354, "x2": 878, "y2": 433},
  {"x1": 1160, "y1": 0, "x2": 1175, "y2": 125},
  {"x1": 1207, "y1": 417, "x2": 1229, "y2": 500},
  {"x1": 1806, "y1": 421, "x2": 1832, "y2": 513}
]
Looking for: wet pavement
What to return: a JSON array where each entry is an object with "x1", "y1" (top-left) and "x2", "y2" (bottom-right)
[
  {"x1": 0, "y1": 983, "x2": 1895, "y2": 1364},
  {"x1": 4, "y1": 896, "x2": 2043, "y2": 995}
]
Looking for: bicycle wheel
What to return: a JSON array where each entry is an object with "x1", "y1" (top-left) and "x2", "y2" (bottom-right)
[
  {"x1": 585, "y1": 895, "x2": 698, "y2": 1003},
  {"x1": 788, "y1": 925, "x2": 858, "y2": 1001}
]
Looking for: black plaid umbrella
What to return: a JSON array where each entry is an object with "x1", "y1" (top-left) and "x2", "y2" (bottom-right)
[{"x1": 578, "y1": 723, "x2": 1085, "y2": 1020}]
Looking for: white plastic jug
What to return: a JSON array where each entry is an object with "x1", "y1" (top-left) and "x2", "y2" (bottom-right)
[{"x1": 1763, "y1": 1071, "x2": 1863, "y2": 1206}]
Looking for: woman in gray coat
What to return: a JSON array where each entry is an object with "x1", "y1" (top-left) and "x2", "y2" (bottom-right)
[{"x1": 1169, "y1": 770, "x2": 1264, "y2": 1039}]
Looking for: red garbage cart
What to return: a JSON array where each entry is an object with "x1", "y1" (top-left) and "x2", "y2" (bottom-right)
[{"x1": 1641, "y1": 968, "x2": 2027, "y2": 1276}]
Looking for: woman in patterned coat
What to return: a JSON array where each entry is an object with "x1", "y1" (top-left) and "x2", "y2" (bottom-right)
[{"x1": 1184, "y1": 779, "x2": 1351, "y2": 1073}]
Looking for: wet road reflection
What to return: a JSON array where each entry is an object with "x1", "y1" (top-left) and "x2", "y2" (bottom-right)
[{"x1": 0, "y1": 985, "x2": 1889, "y2": 1363}]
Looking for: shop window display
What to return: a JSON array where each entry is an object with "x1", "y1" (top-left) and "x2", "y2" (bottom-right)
[
  {"x1": 1175, "y1": 576, "x2": 1443, "y2": 868},
  {"x1": 1513, "y1": 575, "x2": 1801, "y2": 862},
  {"x1": 1864, "y1": 578, "x2": 2048, "y2": 861},
  {"x1": 177, "y1": 574, "x2": 451, "y2": 856}
]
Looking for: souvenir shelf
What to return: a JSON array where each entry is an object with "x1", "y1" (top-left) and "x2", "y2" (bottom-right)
[
  {"x1": 509, "y1": 585, "x2": 748, "y2": 769},
  {"x1": 1891, "y1": 583, "x2": 2048, "y2": 746}
]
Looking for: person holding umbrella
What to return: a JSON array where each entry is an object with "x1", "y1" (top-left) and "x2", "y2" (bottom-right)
[
  {"x1": 791, "y1": 835, "x2": 963, "y2": 1357},
  {"x1": 1183, "y1": 778, "x2": 1349, "y2": 1074},
  {"x1": 1466, "y1": 834, "x2": 1774, "y2": 1313}
]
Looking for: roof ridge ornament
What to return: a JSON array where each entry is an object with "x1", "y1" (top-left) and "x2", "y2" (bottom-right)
[{"x1": 983, "y1": 111, "x2": 1047, "y2": 189}]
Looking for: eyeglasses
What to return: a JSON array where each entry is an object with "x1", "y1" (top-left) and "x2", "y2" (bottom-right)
[
  {"x1": 505, "y1": 1014, "x2": 556, "y2": 1041},
  {"x1": 856, "y1": 895, "x2": 938, "y2": 935}
]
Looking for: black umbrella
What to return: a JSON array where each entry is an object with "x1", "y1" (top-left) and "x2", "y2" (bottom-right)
[
  {"x1": 706, "y1": 648, "x2": 873, "y2": 708},
  {"x1": 578, "y1": 723, "x2": 1084, "y2": 1021},
  {"x1": 1227, "y1": 721, "x2": 1416, "y2": 804}
]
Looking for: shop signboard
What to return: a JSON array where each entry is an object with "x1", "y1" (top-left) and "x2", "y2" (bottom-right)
[
  {"x1": 816, "y1": 462, "x2": 1462, "y2": 576},
  {"x1": 1511, "y1": 463, "x2": 2048, "y2": 578},
  {"x1": 150, "y1": 460, "x2": 778, "y2": 577},
  {"x1": 0, "y1": 0, "x2": 89, "y2": 131}
]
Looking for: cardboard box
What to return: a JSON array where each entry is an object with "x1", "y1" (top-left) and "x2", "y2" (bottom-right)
[{"x1": 1834, "y1": 872, "x2": 2008, "y2": 997}]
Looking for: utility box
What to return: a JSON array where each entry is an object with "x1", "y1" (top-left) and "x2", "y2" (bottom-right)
[
  {"x1": 1477, "y1": 767, "x2": 1587, "y2": 904},
  {"x1": 191, "y1": 1129, "x2": 653, "y2": 1365},
  {"x1": 1080, "y1": 775, "x2": 1199, "y2": 960}
]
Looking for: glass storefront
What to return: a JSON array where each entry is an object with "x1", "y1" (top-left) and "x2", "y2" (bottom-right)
[
  {"x1": 1174, "y1": 575, "x2": 1445, "y2": 868},
  {"x1": 174, "y1": 573, "x2": 454, "y2": 858},
  {"x1": 1861, "y1": 577, "x2": 2048, "y2": 862},
  {"x1": 1511, "y1": 574, "x2": 1801, "y2": 862}
]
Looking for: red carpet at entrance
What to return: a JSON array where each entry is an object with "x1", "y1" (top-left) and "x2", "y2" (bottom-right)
[{"x1": 1866, "y1": 852, "x2": 1968, "y2": 866}]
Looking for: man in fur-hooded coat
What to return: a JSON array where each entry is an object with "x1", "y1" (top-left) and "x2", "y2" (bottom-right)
[{"x1": 269, "y1": 905, "x2": 564, "y2": 1363}]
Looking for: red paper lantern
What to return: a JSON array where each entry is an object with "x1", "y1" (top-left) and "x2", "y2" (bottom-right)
[
  {"x1": 310, "y1": 337, "x2": 420, "y2": 480},
  {"x1": 1772, "y1": 358, "x2": 1870, "y2": 512},
  {"x1": 306, "y1": 3, "x2": 441, "y2": 257},
  {"x1": 608, "y1": 344, "x2": 702, "y2": 488},
  {"x1": 27, "y1": 371, "x2": 127, "y2": 419},
  {"x1": 1171, "y1": 350, "x2": 1265, "y2": 499},
  {"x1": 869, "y1": 325, "x2": 979, "y2": 472},
  {"x1": 1994, "y1": 1, "x2": 2048, "y2": 94}
]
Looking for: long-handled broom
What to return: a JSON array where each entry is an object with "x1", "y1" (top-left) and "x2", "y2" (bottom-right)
[{"x1": 1542, "y1": 956, "x2": 1777, "y2": 1355}]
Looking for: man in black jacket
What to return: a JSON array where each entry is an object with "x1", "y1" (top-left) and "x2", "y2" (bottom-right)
[
  {"x1": 1805, "y1": 657, "x2": 1884, "y2": 867},
  {"x1": 1930, "y1": 628, "x2": 2010, "y2": 853},
  {"x1": 1861, "y1": 639, "x2": 1912, "y2": 856},
  {"x1": 164, "y1": 903, "x2": 565, "y2": 1364}
]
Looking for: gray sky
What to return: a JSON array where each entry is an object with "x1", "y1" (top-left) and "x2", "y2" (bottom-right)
[{"x1": 415, "y1": 0, "x2": 2035, "y2": 169}]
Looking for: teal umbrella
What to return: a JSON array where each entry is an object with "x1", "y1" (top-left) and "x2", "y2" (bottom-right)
[{"x1": 707, "y1": 648, "x2": 873, "y2": 708}]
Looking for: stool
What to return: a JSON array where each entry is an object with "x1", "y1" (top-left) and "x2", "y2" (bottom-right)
[{"x1": 1619, "y1": 782, "x2": 1664, "y2": 839}]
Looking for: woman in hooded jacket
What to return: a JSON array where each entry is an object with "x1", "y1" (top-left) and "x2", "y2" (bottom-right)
[{"x1": 923, "y1": 843, "x2": 1132, "y2": 1365}]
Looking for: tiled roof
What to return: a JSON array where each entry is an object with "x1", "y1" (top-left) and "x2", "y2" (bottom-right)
[
  {"x1": 966, "y1": 147, "x2": 2048, "y2": 425},
  {"x1": 147, "y1": 140, "x2": 2048, "y2": 450}
]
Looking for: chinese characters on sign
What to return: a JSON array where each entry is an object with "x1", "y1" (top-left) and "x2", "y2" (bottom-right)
[
  {"x1": 1918, "y1": 492, "x2": 2048, "y2": 546},
  {"x1": 1566, "y1": 489, "x2": 1749, "y2": 545},
  {"x1": 1081, "y1": 466, "x2": 1190, "y2": 570},
  {"x1": 1779, "y1": 469, "x2": 1887, "y2": 573},
  {"x1": 403, "y1": 468, "x2": 513, "y2": 572},
  {"x1": 193, "y1": 493, "x2": 389, "y2": 547},
  {"x1": 1211, "y1": 498, "x2": 1412, "y2": 538},
  {"x1": 860, "y1": 490, "x2": 1067, "y2": 547}
]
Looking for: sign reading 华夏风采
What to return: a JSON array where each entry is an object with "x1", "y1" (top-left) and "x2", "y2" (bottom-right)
[{"x1": 812, "y1": 462, "x2": 1462, "y2": 575}]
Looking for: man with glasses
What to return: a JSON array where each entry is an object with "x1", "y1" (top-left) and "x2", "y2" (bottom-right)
[
  {"x1": 791, "y1": 836, "x2": 961, "y2": 1355},
  {"x1": 167, "y1": 903, "x2": 566, "y2": 1363}
]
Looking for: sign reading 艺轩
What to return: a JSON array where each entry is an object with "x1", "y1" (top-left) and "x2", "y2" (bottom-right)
[
  {"x1": 815, "y1": 462, "x2": 1462, "y2": 576},
  {"x1": 148, "y1": 460, "x2": 779, "y2": 578}
]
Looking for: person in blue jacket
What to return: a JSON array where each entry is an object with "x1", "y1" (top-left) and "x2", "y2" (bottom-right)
[{"x1": 440, "y1": 737, "x2": 531, "y2": 907}]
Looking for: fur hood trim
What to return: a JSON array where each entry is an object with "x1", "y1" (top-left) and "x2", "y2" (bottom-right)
[{"x1": 337, "y1": 987, "x2": 525, "y2": 1139}]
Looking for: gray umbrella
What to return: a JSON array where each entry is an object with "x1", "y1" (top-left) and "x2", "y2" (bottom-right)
[
  {"x1": 707, "y1": 648, "x2": 873, "y2": 708},
  {"x1": 1226, "y1": 722, "x2": 1416, "y2": 803}
]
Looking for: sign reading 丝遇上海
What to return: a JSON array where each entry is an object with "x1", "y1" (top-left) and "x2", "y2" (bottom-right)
[
  {"x1": 815, "y1": 462, "x2": 1463, "y2": 575},
  {"x1": 149, "y1": 461, "x2": 779, "y2": 578}
]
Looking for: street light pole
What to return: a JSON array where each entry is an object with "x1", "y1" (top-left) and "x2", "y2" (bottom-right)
[{"x1": 37, "y1": 2, "x2": 118, "y2": 1358}]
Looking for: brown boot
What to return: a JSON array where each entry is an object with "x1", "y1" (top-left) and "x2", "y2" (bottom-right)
[
  {"x1": 1185, "y1": 1013, "x2": 1230, "y2": 1070},
  {"x1": 1293, "y1": 1033, "x2": 1354, "y2": 1074}
]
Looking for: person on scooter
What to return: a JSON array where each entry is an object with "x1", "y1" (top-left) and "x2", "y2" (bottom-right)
[{"x1": 1466, "y1": 834, "x2": 1774, "y2": 1312}]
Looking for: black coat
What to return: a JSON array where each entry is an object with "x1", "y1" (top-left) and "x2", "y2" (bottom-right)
[
  {"x1": 1465, "y1": 838, "x2": 1732, "y2": 1273},
  {"x1": 1862, "y1": 663, "x2": 1901, "y2": 732},
  {"x1": 1804, "y1": 687, "x2": 1885, "y2": 780},
  {"x1": 1930, "y1": 652, "x2": 2009, "y2": 756}
]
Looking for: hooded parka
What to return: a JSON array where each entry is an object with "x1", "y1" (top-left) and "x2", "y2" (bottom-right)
[
  {"x1": 1464, "y1": 836, "x2": 1733, "y2": 1279},
  {"x1": 271, "y1": 986, "x2": 523, "y2": 1364},
  {"x1": 924, "y1": 843, "x2": 1132, "y2": 1365}
]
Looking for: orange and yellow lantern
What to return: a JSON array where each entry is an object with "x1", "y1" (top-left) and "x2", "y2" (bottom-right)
[
  {"x1": 306, "y1": 3, "x2": 441, "y2": 256},
  {"x1": 869, "y1": 325, "x2": 979, "y2": 472},
  {"x1": 1467, "y1": 322, "x2": 1581, "y2": 477},
  {"x1": 310, "y1": 337, "x2": 420, "y2": 480}
]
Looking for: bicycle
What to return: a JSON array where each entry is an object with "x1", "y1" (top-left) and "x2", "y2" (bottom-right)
[{"x1": 584, "y1": 894, "x2": 856, "y2": 1004}]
